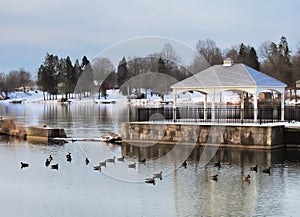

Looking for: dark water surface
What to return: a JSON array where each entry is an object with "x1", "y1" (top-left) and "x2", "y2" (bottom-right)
[{"x1": 0, "y1": 103, "x2": 300, "y2": 217}]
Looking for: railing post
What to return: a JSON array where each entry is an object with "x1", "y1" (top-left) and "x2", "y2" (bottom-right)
[{"x1": 173, "y1": 107, "x2": 176, "y2": 122}]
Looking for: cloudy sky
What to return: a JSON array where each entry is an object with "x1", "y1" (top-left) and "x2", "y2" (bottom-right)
[{"x1": 1, "y1": 0, "x2": 299, "y2": 73}]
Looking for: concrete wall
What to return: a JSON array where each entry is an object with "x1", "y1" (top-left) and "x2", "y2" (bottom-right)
[
  {"x1": 27, "y1": 126, "x2": 66, "y2": 143},
  {"x1": 121, "y1": 122, "x2": 285, "y2": 149}
]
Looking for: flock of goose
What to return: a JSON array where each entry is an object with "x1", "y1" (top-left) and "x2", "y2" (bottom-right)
[
  {"x1": 20, "y1": 154, "x2": 163, "y2": 185},
  {"x1": 20, "y1": 156, "x2": 271, "y2": 185},
  {"x1": 92, "y1": 156, "x2": 163, "y2": 185},
  {"x1": 209, "y1": 161, "x2": 271, "y2": 182}
]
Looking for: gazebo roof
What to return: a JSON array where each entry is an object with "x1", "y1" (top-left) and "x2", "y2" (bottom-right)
[{"x1": 171, "y1": 63, "x2": 287, "y2": 91}]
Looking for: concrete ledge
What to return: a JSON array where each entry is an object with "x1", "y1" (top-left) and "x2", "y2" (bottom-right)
[
  {"x1": 121, "y1": 122, "x2": 286, "y2": 149},
  {"x1": 27, "y1": 125, "x2": 66, "y2": 143}
]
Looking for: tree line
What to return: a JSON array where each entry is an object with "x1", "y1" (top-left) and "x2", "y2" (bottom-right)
[
  {"x1": 0, "y1": 69, "x2": 32, "y2": 99},
  {"x1": 36, "y1": 44, "x2": 192, "y2": 100},
  {"x1": 192, "y1": 36, "x2": 299, "y2": 98},
  {"x1": 1, "y1": 36, "x2": 300, "y2": 101}
]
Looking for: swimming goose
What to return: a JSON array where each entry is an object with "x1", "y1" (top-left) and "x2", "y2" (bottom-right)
[
  {"x1": 181, "y1": 160, "x2": 187, "y2": 168},
  {"x1": 48, "y1": 155, "x2": 53, "y2": 161},
  {"x1": 214, "y1": 161, "x2": 221, "y2": 168},
  {"x1": 20, "y1": 162, "x2": 29, "y2": 169},
  {"x1": 250, "y1": 165, "x2": 258, "y2": 172},
  {"x1": 210, "y1": 174, "x2": 218, "y2": 181},
  {"x1": 45, "y1": 158, "x2": 51, "y2": 167},
  {"x1": 262, "y1": 167, "x2": 271, "y2": 174},
  {"x1": 106, "y1": 156, "x2": 115, "y2": 163},
  {"x1": 153, "y1": 171, "x2": 163, "y2": 180},
  {"x1": 145, "y1": 177, "x2": 155, "y2": 185},
  {"x1": 139, "y1": 158, "x2": 146, "y2": 163},
  {"x1": 67, "y1": 156, "x2": 72, "y2": 162},
  {"x1": 51, "y1": 163, "x2": 58, "y2": 170},
  {"x1": 242, "y1": 174, "x2": 251, "y2": 181},
  {"x1": 93, "y1": 165, "x2": 101, "y2": 171},
  {"x1": 128, "y1": 162, "x2": 136, "y2": 169},
  {"x1": 117, "y1": 156, "x2": 125, "y2": 161},
  {"x1": 99, "y1": 161, "x2": 106, "y2": 167}
]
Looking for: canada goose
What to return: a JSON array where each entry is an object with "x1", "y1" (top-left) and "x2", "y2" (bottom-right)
[
  {"x1": 262, "y1": 167, "x2": 271, "y2": 174},
  {"x1": 117, "y1": 156, "x2": 125, "y2": 161},
  {"x1": 128, "y1": 162, "x2": 136, "y2": 169},
  {"x1": 67, "y1": 156, "x2": 72, "y2": 162},
  {"x1": 93, "y1": 165, "x2": 101, "y2": 171},
  {"x1": 20, "y1": 162, "x2": 29, "y2": 169},
  {"x1": 66, "y1": 153, "x2": 71, "y2": 159},
  {"x1": 106, "y1": 156, "x2": 115, "y2": 163},
  {"x1": 51, "y1": 163, "x2": 58, "y2": 170},
  {"x1": 48, "y1": 155, "x2": 53, "y2": 161},
  {"x1": 242, "y1": 174, "x2": 251, "y2": 181},
  {"x1": 250, "y1": 165, "x2": 258, "y2": 172},
  {"x1": 85, "y1": 158, "x2": 90, "y2": 165},
  {"x1": 99, "y1": 161, "x2": 106, "y2": 167},
  {"x1": 140, "y1": 158, "x2": 146, "y2": 163},
  {"x1": 153, "y1": 171, "x2": 163, "y2": 180},
  {"x1": 45, "y1": 158, "x2": 51, "y2": 167},
  {"x1": 210, "y1": 174, "x2": 218, "y2": 181},
  {"x1": 181, "y1": 160, "x2": 187, "y2": 168},
  {"x1": 145, "y1": 178, "x2": 155, "y2": 185},
  {"x1": 214, "y1": 161, "x2": 221, "y2": 168}
]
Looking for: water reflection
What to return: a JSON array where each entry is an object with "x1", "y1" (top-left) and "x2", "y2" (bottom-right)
[
  {"x1": 0, "y1": 103, "x2": 300, "y2": 216},
  {"x1": 121, "y1": 142, "x2": 300, "y2": 216}
]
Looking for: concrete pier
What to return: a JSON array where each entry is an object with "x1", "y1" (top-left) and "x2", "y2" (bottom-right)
[
  {"x1": 27, "y1": 125, "x2": 66, "y2": 143},
  {"x1": 121, "y1": 122, "x2": 287, "y2": 149}
]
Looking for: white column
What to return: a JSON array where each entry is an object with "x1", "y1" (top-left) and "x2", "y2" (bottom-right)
[
  {"x1": 173, "y1": 89, "x2": 177, "y2": 121},
  {"x1": 211, "y1": 90, "x2": 216, "y2": 121},
  {"x1": 281, "y1": 92, "x2": 285, "y2": 121},
  {"x1": 240, "y1": 92, "x2": 244, "y2": 120},
  {"x1": 254, "y1": 92, "x2": 258, "y2": 122},
  {"x1": 204, "y1": 94, "x2": 207, "y2": 120}
]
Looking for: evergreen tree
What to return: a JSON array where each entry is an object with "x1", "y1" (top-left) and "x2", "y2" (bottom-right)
[
  {"x1": 236, "y1": 43, "x2": 260, "y2": 70},
  {"x1": 37, "y1": 53, "x2": 59, "y2": 99},
  {"x1": 158, "y1": 57, "x2": 167, "y2": 74},
  {"x1": 248, "y1": 47, "x2": 260, "y2": 70},
  {"x1": 117, "y1": 57, "x2": 128, "y2": 88},
  {"x1": 64, "y1": 56, "x2": 74, "y2": 98},
  {"x1": 76, "y1": 56, "x2": 94, "y2": 97},
  {"x1": 278, "y1": 36, "x2": 293, "y2": 87}
]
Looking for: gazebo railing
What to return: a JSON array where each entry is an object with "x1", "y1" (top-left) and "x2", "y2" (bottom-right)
[{"x1": 135, "y1": 106, "x2": 299, "y2": 124}]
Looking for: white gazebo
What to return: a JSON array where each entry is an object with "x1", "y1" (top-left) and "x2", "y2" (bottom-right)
[{"x1": 171, "y1": 60, "x2": 287, "y2": 122}]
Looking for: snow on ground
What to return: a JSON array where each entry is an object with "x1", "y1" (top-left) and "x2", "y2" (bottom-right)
[
  {"x1": 0, "y1": 89, "x2": 298, "y2": 107},
  {"x1": 1, "y1": 90, "x2": 300, "y2": 126},
  {"x1": 0, "y1": 89, "x2": 127, "y2": 104}
]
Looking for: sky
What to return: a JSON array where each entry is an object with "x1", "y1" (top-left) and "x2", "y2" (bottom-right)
[{"x1": 1, "y1": 0, "x2": 300, "y2": 75}]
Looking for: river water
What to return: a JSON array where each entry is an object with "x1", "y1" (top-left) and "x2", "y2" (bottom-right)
[{"x1": 0, "y1": 103, "x2": 300, "y2": 217}]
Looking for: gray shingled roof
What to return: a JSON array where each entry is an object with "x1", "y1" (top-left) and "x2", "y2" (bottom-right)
[{"x1": 171, "y1": 64, "x2": 287, "y2": 89}]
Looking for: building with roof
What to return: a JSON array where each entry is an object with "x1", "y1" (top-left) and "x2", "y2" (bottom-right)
[{"x1": 171, "y1": 59, "x2": 287, "y2": 122}]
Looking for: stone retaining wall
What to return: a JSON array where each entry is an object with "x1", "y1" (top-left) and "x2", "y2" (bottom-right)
[{"x1": 121, "y1": 122, "x2": 285, "y2": 149}]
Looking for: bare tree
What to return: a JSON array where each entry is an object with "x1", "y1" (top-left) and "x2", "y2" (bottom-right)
[
  {"x1": 160, "y1": 43, "x2": 182, "y2": 66},
  {"x1": 195, "y1": 39, "x2": 223, "y2": 66},
  {"x1": 18, "y1": 68, "x2": 32, "y2": 92},
  {"x1": 92, "y1": 57, "x2": 115, "y2": 99}
]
